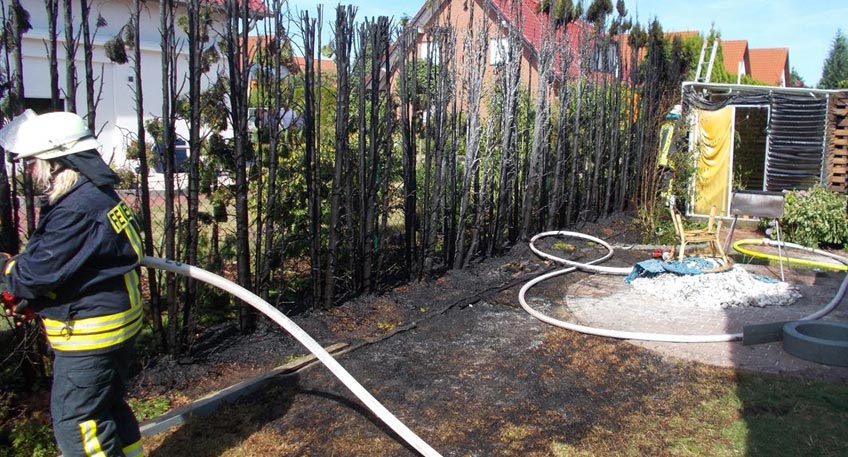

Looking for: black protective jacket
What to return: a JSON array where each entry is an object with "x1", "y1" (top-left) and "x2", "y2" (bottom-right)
[{"x1": 3, "y1": 176, "x2": 143, "y2": 355}]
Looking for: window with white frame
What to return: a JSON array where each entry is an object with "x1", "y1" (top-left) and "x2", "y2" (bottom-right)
[
  {"x1": 489, "y1": 38, "x2": 509, "y2": 65},
  {"x1": 419, "y1": 41, "x2": 440, "y2": 64}
]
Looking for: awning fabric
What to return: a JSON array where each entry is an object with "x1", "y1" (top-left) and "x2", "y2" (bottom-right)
[{"x1": 694, "y1": 107, "x2": 732, "y2": 214}]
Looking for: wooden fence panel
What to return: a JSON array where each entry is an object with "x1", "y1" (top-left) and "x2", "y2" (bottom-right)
[{"x1": 826, "y1": 92, "x2": 848, "y2": 192}]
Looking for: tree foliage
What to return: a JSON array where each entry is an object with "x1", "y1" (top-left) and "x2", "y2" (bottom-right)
[
  {"x1": 819, "y1": 29, "x2": 848, "y2": 89},
  {"x1": 790, "y1": 67, "x2": 806, "y2": 88}
]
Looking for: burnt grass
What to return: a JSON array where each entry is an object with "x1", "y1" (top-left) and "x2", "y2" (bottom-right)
[{"x1": 136, "y1": 215, "x2": 844, "y2": 456}]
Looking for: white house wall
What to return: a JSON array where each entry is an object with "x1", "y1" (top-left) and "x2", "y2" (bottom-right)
[{"x1": 19, "y1": 0, "x2": 221, "y2": 168}]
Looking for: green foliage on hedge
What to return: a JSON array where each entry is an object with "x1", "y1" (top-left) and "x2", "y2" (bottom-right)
[
  {"x1": 0, "y1": 391, "x2": 57, "y2": 457},
  {"x1": 770, "y1": 186, "x2": 848, "y2": 248}
]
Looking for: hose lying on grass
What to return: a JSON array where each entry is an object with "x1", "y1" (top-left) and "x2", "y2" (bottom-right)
[
  {"x1": 520, "y1": 231, "x2": 848, "y2": 343},
  {"x1": 142, "y1": 256, "x2": 443, "y2": 457}
]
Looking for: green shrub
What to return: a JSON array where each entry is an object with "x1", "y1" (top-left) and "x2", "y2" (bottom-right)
[
  {"x1": 635, "y1": 205, "x2": 677, "y2": 245},
  {"x1": 0, "y1": 414, "x2": 57, "y2": 457},
  {"x1": 113, "y1": 166, "x2": 138, "y2": 190},
  {"x1": 128, "y1": 396, "x2": 171, "y2": 422},
  {"x1": 770, "y1": 186, "x2": 848, "y2": 248}
]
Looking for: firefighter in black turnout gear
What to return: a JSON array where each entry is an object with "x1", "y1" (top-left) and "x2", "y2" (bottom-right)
[{"x1": 0, "y1": 110, "x2": 144, "y2": 456}]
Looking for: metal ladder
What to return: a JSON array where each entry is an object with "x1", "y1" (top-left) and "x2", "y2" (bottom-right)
[{"x1": 694, "y1": 37, "x2": 719, "y2": 83}]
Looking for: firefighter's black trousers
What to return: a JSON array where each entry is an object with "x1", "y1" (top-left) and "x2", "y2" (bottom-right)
[{"x1": 51, "y1": 342, "x2": 143, "y2": 457}]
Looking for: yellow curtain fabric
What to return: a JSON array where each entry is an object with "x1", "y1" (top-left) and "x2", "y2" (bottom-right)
[{"x1": 694, "y1": 107, "x2": 732, "y2": 214}]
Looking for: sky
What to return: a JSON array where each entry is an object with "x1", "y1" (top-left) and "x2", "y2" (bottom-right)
[{"x1": 286, "y1": 0, "x2": 847, "y2": 87}]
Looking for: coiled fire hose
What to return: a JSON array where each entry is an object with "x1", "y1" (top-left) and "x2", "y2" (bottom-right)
[
  {"x1": 142, "y1": 256, "x2": 442, "y2": 457},
  {"x1": 520, "y1": 231, "x2": 848, "y2": 343}
]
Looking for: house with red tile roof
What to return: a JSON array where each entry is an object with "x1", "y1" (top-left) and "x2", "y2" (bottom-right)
[
  {"x1": 719, "y1": 39, "x2": 790, "y2": 87},
  {"x1": 720, "y1": 39, "x2": 750, "y2": 83},
  {"x1": 399, "y1": 0, "x2": 615, "y2": 96},
  {"x1": 291, "y1": 57, "x2": 337, "y2": 76},
  {"x1": 748, "y1": 47, "x2": 790, "y2": 87},
  {"x1": 621, "y1": 32, "x2": 790, "y2": 87},
  {"x1": 208, "y1": 0, "x2": 270, "y2": 17}
]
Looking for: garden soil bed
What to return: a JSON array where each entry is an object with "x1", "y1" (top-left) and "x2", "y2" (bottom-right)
[{"x1": 136, "y1": 215, "x2": 848, "y2": 456}]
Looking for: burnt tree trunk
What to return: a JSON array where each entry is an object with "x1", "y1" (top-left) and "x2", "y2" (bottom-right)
[
  {"x1": 324, "y1": 5, "x2": 355, "y2": 307},
  {"x1": 225, "y1": 0, "x2": 256, "y2": 333},
  {"x1": 301, "y1": 12, "x2": 321, "y2": 303},
  {"x1": 181, "y1": 0, "x2": 204, "y2": 350},
  {"x1": 520, "y1": 32, "x2": 553, "y2": 239},
  {"x1": 131, "y1": 0, "x2": 164, "y2": 350},
  {"x1": 258, "y1": 3, "x2": 288, "y2": 304},
  {"x1": 398, "y1": 27, "x2": 418, "y2": 278},
  {"x1": 453, "y1": 12, "x2": 488, "y2": 268},
  {"x1": 62, "y1": 0, "x2": 77, "y2": 112},
  {"x1": 160, "y1": 0, "x2": 180, "y2": 355},
  {"x1": 44, "y1": 0, "x2": 61, "y2": 109},
  {"x1": 490, "y1": 12, "x2": 522, "y2": 254},
  {"x1": 9, "y1": 0, "x2": 31, "y2": 243},
  {"x1": 80, "y1": 0, "x2": 97, "y2": 130}
]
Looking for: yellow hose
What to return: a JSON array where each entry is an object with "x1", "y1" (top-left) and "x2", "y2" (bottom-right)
[{"x1": 732, "y1": 239, "x2": 848, "y2": 271}]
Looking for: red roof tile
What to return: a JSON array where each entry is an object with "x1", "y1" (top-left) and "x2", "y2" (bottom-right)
[
  {"x1": 749, "y1": 47, "x2": 789, "y2": 86},
  {"x1": 488, "y1": 0, "x2": 597, "y2": 78},
  {"x1": 206, "y1": 0, "x2": 270, "y2": 17},
  {"x1": 721, "y1": 40, "x2": 748, "y2": 76},
  {"x1": 292, "y1": 56, "x2": 336, "y2": 74}
]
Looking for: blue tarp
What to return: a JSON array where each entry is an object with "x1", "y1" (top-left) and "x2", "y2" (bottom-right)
[{"x1": 624, "y1": 257, "x2": 719, "y2": 284}]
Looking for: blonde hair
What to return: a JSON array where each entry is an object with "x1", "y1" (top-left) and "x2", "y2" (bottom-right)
[{"x1": 31, "y1": 158, "x2": 79, "y2": 204}]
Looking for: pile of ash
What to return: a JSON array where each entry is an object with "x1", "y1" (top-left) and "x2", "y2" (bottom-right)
[{"x1": 628, "y1": 266, "x2": 801, "y2": 309}]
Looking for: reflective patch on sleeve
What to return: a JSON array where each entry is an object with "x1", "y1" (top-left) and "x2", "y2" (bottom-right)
[
  {"x1": 107, "y1": 202, "x2": 131, "y2": 234},
  {"x1": 108, "y1": 202, "x2": 144, "y2": 261}
]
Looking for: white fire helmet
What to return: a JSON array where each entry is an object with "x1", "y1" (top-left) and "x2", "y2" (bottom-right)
[{"x1": 0, "y1": 109, "x2": 101, "y2": 160}]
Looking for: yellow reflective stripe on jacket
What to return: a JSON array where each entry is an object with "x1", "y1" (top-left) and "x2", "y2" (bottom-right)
[
  {"x1": 43, "y1": 303, "x2": 142, "y2": 335},
  {"x1": 658, "y1": 122, "x2": 674, "y2": 167},
  {"x1": 109, "y1": 201, "x2": 144, "y2": 261},
  {"x1": 47, "y1": 316, "x2": 142, "y2": 352},
  {"x1": 125, "y1": 222, "x2": 144, "y2": 261},
  {"x1": 125, "y1": 267, "x2": 142, "y2": 309},
  {"x1": 123, "y1": 439, "x2": 144, "y2": 457},
  {"x1": 4, "y1": 258, "x2": 14, "y2": 275},
  {"x1": 79, "y1": 420, "x2": 107, "y2": 457},
  {"x1": 43, "y1": 270, "x2": 142, "y2": 352}
]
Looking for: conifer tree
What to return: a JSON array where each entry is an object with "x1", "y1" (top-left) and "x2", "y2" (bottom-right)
[{"x1": 819, "y1": 30, "x2": 848, "y2": 89}]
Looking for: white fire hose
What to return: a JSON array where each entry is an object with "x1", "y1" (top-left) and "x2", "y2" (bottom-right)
[
  {"x1": 142, "y1": 256, "x2": 442, "y2": 457},
  {"x1": 520, "y1": 231, "x2": 848, "y2": 343}
]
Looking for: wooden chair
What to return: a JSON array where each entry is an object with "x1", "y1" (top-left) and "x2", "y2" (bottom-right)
[{"x1": 669, "y1": 205, "x2": 727, "y2": 262}]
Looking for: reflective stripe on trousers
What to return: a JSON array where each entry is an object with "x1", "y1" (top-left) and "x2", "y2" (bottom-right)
[{"x1": 52, "y1": 342, "x2": 142, "y2": 456}]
